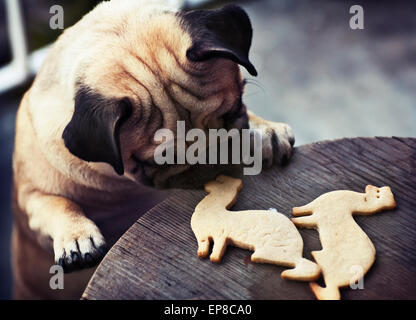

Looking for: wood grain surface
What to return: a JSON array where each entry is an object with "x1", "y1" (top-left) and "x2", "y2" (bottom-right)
[{"x1": 83, "y1": 137, "x2": 416, "y2": 300}]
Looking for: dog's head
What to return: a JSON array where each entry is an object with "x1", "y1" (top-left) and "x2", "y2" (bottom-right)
[{"x1": 62, "y1": 3, "x2": 256, "y2": 187}]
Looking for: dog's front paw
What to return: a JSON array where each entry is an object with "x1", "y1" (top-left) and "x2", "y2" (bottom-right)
[
  {"x1": 53, "y1": 219, "x2": 107, "y2": 273},
  {"x1": 254, "y1": 121, "x2": 295, "y2": 167}
]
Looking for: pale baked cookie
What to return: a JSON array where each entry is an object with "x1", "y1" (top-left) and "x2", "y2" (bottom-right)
[
  {"x1": 191, "y1": 175, "x2": 321, "y2": 281},
  {"x1": 292, "y1": 185, "x2": 396, "y2": 300}
]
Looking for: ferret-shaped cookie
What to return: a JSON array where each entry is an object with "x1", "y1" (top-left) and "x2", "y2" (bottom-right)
[
  {"x1": 292, "y1": 185, "x2": 396, "y2": 300},
  {"x1": 191, "y1": 175, "x2": 321, "y2": 281}
]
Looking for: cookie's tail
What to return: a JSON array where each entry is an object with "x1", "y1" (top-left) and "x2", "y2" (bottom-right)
[
  {"x1": 281, "y1": 258, "x2": 321, "y2": 281},
  {"x1": 309, "y1": 282, "x2": 341, "y2": 300}
]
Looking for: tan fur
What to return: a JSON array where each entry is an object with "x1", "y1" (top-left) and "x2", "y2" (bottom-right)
[{"x1": 13, "y1": 0, "x2": 294, "y2": 299}]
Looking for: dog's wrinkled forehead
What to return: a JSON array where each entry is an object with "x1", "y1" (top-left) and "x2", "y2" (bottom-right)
[{"x1": 81, "y1": 4, "x2": 257, "y2": 89}]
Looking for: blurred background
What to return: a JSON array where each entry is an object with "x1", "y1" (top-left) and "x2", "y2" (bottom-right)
[{"x1": 0, "y1": 0, "x2": 415, "y2": 299}]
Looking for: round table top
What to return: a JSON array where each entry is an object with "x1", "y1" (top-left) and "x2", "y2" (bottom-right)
[{"x1": 83, "y1": 137, "x2": 416, "y2": 300}]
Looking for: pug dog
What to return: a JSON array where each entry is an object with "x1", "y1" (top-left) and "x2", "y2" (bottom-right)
[{"x1": 12, "y1": 0, "x2": 294, "y2": 299}]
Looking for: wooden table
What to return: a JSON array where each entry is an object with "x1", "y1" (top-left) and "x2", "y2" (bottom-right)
[{"x1": 82, "y1": 137, "x2": 416, "y2": 300}]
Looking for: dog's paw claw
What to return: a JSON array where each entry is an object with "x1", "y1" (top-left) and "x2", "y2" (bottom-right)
[
  {"x1": 71, "y1": 251, "x2": 80, "y2": 264},
  {"x1": 84, "y1": 253, "x2": 93, "y2": 264},
  {"x1": 53, "y1": 225, "x2": 107, "y2": 273}
]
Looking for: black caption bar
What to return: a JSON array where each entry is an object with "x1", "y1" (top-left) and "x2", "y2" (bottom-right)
[{"x1": 0, "y1": 300, "x2": 408, "y2": 319}]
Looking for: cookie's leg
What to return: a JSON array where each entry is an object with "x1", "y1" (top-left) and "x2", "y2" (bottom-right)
[
  {"x1": 281, "y1": 258, "x2": 321, "y2": 281},
  {"x1": 309, "y1": 282, "x2": 341, "y2": 300},
  {"x1": 291, "y1": 215, "x2": 317, "y2": 228},
  {"x1": 250, "y1": 248, "x2": 270, "y2": 263},
  {"x1": 197, "y1": 237, "x2": 210, "y2": 258},
  {"x1": 209, "y1": 236, "x2": 227, "y2": 263},
  {"x1": 309, "y1": 250, "x2": 342, "y2": 299},
  {"x1": 292, "y1": 204, "x2": 314, "y2": 216}
]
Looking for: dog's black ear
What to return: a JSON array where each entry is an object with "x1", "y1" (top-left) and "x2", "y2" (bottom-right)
[
  {"x1": 181, "y1": 4, "x2": 257, "y2": 76},
  {"x1": 62, "y1": 86, "x2": 132, "y2": 175}
]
